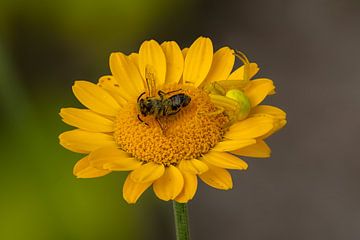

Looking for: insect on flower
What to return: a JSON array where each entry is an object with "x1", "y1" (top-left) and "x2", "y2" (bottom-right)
[
  {"x1": 137, "y1": 65, "x2": 192, "y2": 131},
  {"x1": 203, "y1": 51, "x2": 253, "y2": 123},
  {"x1": 59, "y1": 37, "x2": 287, "y2": 204}
]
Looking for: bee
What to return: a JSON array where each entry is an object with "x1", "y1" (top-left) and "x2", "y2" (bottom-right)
[{"x1": 137, "y1": 65, "x2": 191, "y2": 130}]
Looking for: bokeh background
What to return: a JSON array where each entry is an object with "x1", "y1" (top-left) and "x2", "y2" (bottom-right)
[{"x1": 1, "y1": 0, "x2": 359, "y2": 239}]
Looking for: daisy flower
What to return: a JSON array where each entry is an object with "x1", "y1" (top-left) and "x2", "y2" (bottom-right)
[{"x1": 59, "y1": 37, "x2": 286, "y2": 204}]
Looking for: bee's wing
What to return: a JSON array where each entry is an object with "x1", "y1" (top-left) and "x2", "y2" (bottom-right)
[{"x1": 143, "y1": 65, "x2": 157, "y2": 97}]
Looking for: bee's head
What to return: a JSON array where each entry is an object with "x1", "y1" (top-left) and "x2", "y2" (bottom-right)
[
  {"x1": 138, "y1": 99, "x2": 147, "y2": 116},
  {"x1": 138, "y1": 99, "x2": 153, "y2": 116}
]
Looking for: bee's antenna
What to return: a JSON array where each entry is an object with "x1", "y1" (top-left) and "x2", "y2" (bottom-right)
[{"x1": 137, "y1": 92, "x2": 146, "y2": 102}]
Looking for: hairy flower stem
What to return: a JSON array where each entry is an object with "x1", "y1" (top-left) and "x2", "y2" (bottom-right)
[{"x1": 173, "y1": 202, "x2": 190, "y2": 240}]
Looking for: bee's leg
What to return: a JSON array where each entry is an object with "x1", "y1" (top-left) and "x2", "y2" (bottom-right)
[
  {"x1": 158, "y1": 90, "x2": 166, "y2": 96},
  {"x1": 155, "y1": 118, "x2": 165, "y2": 133},
  {"x1": 157, "y1": 90, "x2": 166, "y2": 100},
  {"x1": 167, "y1": 109, "x2": 181, "y2": 116},
  {"x1": 137, "y1": 114, "x2": 149, "y2": 126},
  {"x1": 158, "y1": 89, "x2": 182, "y2": 96}
]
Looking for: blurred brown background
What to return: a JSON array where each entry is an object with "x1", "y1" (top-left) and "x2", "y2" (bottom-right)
[{"x1": 1, "y1": 0, "x2": 359, "y2": 239}]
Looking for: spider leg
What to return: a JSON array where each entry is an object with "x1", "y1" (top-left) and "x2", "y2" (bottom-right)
[{"x1": 198, "y1": 106, "x2": 225, "y2": 116}]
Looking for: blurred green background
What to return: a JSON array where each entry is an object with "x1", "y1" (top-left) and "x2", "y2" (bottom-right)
[{"x1": 1, "y1": 0, "x2": 360, "y2": 240}]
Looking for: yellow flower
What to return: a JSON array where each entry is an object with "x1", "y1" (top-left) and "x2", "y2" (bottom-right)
[{"x1": 59, "y1": 37, "x2": 286, "y2": 204}]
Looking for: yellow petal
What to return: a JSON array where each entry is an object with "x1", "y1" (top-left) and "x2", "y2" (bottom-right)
[
  {"x1": 103, "y1": 158, "x2": 142, "y2": 171},
  {"x1": 72, "y1": 81, "x2": 120, "y2": 116},
  {"x1": 203, "y1": 151, "x2": 248, "y2": 170},
  {"x1": 73, "y1": 155, "x2": 111, "y2": 178},
  {"x1": 86, "y1": 146, "x2": 142, "y2": 171},
  {"x1": 161, "y1": 41, "x2": 184, "y2": 84},
  {"x1": 244, "y1": 78, "x2": 275, "y2": 107},
  {"x1": 110, "y1": 52, "x2": 144, "y2": 100},
  {"x1": 139, "y1": 40, "x2": 167, "y2": 87},
  {"x1": 179, "y1": 48, "x2": 189, "y2": 84},
  {"x1": 59, "y1": 129, "x2": 116, "y2": 153},
  {"x1": 231, "y1": 140, "x2": 271, "y2": 158},
  {"x1": 212, "y1": 139, "x2": 256, "y2": 152},
  {"x1": 130, "y1": 162, "x2": 165, "y2": 183},
  {"x1": 249, "y1": 106, "x2": 287, "y2": 138},
  {"x1": 199, "y1": 164, "x2": 232, "y2": 190},
  {"x1": 202, "y1": 47, "x2": 235, "y2": 86},
  {"x1": 128, "y1": 53, "x2": 139, "y2": 70},
  {"x1": 251, "y1": 105, "x2": 286, "y2": 120},
  {"x1": 178, "y1": 159, "x2": 208, "y2": 174},
  {"x1": 228, "y1": 63, "x2": 259, "y2": 80},
  {"x1": 89, "y1": 145, "x2": 128, "y2": 159},
  {"x1": 225, "y1": 117, "x2": 274, "y2": 139},
  {"x1": 263, "y1": 119, "x2": 287, "y2": 139},
  {"x1": 123, "y1": 173, "x2": 152, "y2": 204},
  {"x1": 98, "y1": 75, "x2": 128, "y2": 106},
  {"x1": 175, "y1": 172, "x2": 197, "y2": 203},
  {"x1": 274, "y1": 119, "x2": 287, "y2": 132},
  {"x1": 182, "y1": 48, "x2": 189, "y2": 58},
  {"x1": 183, "y1": 37, "x2": 213, "y2": 87},
  {"x1": 153, "y1": 166, "x2": 184, "y2": 201},
  {"x1": 245, "y1": 117, "x2": 286, "y2": 140},
  {"x1": 60, "y1": 108, "x2": 114, "y2": 133}
]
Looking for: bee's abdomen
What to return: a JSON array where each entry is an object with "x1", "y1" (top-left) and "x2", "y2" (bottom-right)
[{"x1": 169, "y1": 93, "x2": 191, "y2": 110}]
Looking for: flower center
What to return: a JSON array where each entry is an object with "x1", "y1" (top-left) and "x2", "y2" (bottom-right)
[{"x1": 113, "y1": 85, "x2": 229, "y2": 166}]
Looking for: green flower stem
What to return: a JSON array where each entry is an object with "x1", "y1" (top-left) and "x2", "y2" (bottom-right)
[{"x1": 173, "y1": 201, "x2": 190, "y2": 240}]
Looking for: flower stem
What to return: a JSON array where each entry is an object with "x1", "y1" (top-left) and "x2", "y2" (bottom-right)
[{"x1": 172, "y1": 201, "x2": 190, "y2": 240}]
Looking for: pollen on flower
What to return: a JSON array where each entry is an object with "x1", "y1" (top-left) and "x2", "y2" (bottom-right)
[{"x1": 114, "y1": 86, "x2": 229, "y2": 166}]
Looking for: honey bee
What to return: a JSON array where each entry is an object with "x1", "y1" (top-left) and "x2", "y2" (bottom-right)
[
  {"x1": 137, "y1": 90, "x2": 191, "y2": 118},
  {"x1": 137, "y1": 65, "x2": 191, "y2": 130}
]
